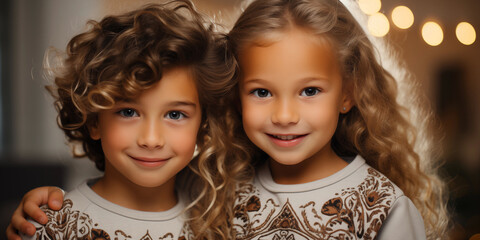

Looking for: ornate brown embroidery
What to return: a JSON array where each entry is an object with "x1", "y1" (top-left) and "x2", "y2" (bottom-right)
[
  {"x1": 34, "y1": 199, "x2": 191, "y2": 240},
  {"x1": 269, "y1": 203, "x2": 301, "y2": 231},
  {"x1": 34, "y1": 199, "x2": 101, "y2": 240},
  {"x1": 90, "y1": 228, "x2": 110, "y2": 239},
  {"x1": 233, "y1": 183, "x2": 281, "y2": 237},
  {"x1": 234, "y1": 168, "x2": 397, "y2": 240},
  {"x1": 140, "y1": 231, "x2": 153, "y2": 240}
]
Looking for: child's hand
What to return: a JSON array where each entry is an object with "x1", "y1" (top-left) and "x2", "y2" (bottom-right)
[{"x1": 5, "y1": 186, "x2": 64, "y2": 240}]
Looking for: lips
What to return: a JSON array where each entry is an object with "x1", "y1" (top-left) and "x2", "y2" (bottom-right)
[
  {"x1": 129, "y1": 155, "x2": 170, "y2": 168},
  {"x1": 267, "y1": 133, "x2": 307, "y2": 147},
  {"x1": 269, "y1": 134, "x2": 303, "y2": 140}
]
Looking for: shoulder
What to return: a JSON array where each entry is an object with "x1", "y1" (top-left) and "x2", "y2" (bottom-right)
[
  {"x1": 377, "y1": 196, "x2": 427, "y2": 239},
  {"x1": 339, "y1": 159, "x2": 426, "y2": 238},
  {"x1": 340, "y1": 161, "x2": 407, "y2": 219},
  {"x1": 352, "y1": 159, "x2": 405, "y2": 200},
  {"x1": 310, "y1": 156, "x2": 405, "y2": 208},
  {"x1": 343, "y1": 156, "x2": 404, "y2": 200}
]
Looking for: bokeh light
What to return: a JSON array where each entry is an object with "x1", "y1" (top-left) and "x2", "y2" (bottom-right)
[
  {"x1": 422, "y1": 21, "x2": 443, "y2": 46},
  {"x1": 456, "y1": 22, "x2": 476, "y2": 45},
  {"x1": 368, "y1": 12, "x2": 390, "y2": 37},
  {"x1": 358, "y1": 0, "x2": 381, "y2": 15},
  {"x1": 391, "y1": 6, "x2": 414, "y2": 29}
]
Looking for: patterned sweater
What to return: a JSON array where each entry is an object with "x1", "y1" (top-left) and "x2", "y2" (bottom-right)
[
  {"x1": 22, "y1": 178, "x2": 193, "y2": 240},
  {"x1": 233, "y1": 155, "x2": 426, "y2": 240}
]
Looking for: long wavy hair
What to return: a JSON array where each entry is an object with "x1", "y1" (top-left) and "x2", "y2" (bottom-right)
[
  {"x1": 45, "y1": 1, "x2": 236, "y2": 238},
  {"x1": 226, "y1": 0, "x2": 449, "y2": 238}
]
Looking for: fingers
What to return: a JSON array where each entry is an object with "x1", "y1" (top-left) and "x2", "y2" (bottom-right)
[
  {"x1": 22, "y1": 188, "x2": 51, "y2": 224},
  {"x1": 8, "y1": 206, "x2": 36, "y2": 238},
  {"x1": 6, "y1": 223, "x2": 23, "y2": 240},
  {"x1": 8, "y1": 219, "x2": 36, "y2": 237},
  {"x1": 23, "y1": 200, "x2": 48, "y2": 224},
  {"x1": 7, "y1": 186, "x2": 64, "y2": 239},
  {"x1": 47, "y1": 187, "x2": 65, "y2": 210}
]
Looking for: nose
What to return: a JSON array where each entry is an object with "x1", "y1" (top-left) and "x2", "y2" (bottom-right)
[
  {"x1": 271, "y1": 98, "x2": 299, "y2": 126},
  {"x1": 137, "y1": 119, "x2": 164, "y2": 149}
]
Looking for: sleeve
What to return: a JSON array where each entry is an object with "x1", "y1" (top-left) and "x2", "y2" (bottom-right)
[{"x1": 376, "y1": 196, "x2": 427, "y2": 240}]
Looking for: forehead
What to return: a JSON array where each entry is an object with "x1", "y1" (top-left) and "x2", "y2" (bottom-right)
[
  {"x1": 139, "y1": 67, "x2": 199, "y2": 103},
  {"x1": 238, "y1": 28, "x2": 341, "y2": 82}
]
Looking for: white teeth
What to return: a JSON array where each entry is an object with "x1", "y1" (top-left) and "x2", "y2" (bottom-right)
[{"x1": 273, "y1": 135, "x2": 296, "y2": 140}]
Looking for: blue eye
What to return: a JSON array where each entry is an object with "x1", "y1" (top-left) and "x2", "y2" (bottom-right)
[
  {"x1": 301, "y1": 87, "x2": 320, "y2": 97},
  {"x1": 117, "y1": 108, "x2": 139, "y2": 118},
  {"x1": 166, "y1": 111, "x2": 186, "y2": 120},
  {"x1": 251, "y1": 88, "x2": 271, "y2": 98}
]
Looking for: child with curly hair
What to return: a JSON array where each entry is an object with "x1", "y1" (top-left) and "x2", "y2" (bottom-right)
[
  {"x1": 8, "y1": 1, "x2": 236, "y2": 239},
  {"x1": 225, "y1": 0, "x2": 449, "y2": 239}
]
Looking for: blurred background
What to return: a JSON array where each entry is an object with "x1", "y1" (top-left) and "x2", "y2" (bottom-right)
[{"x1": 0, "y1": 0, "x2": 478, "y2": 239}]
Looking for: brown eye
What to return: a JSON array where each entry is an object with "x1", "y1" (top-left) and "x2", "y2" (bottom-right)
[
  {"x1": 301, "y1": 87, "x2": 320, "y2": 97},
  {"x1": 251, "y1": 88, "x2": 271, "y2": 98}
]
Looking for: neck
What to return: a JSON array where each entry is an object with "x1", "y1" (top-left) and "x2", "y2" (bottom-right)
[
  {"x1": 269, "y1": 145, "x2": 348, "y2": 184},
  {"x1": 91, "y1": 169, "x2": 178, "y2": 212}
]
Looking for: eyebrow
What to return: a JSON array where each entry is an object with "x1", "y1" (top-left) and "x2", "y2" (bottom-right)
[
  {"x1": 300, "y1": 76, "x2": 330, "y2": 83},
  {"x1": 242, "y1": 78, "x2": 264, "y2": 84},
  {"x1": 115, "y1": 100, "x2": 197, "y2": 108},
  {"x1": 242, "y1": 76, "x2": 330, "y2": 84},
  {"x1": 166, "y1": 101, "x2": 197, "y2": 108}
]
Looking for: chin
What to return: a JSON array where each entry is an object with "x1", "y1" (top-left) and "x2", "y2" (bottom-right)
[
  {"x1": 130, "y1": 178, "x2": 168, "y2": 188},
  {"x1": 269, "y1": 154, "x2": 306, "y2": 166}
]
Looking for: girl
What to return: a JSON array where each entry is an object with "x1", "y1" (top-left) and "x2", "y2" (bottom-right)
[
  {"x1": 9, "y1": 1, "x2": 238, "y2": 239},
  {"x1": 226, "y1": 0, "x2": 448, "y2": 239},
  {"x1": 8, "y1": 0, "x2": 449, "y2": 239}
]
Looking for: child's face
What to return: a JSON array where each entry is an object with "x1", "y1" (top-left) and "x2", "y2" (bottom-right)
[
  {"x1": 239, "y1": 28, "x2": 351, "y2": 166},
  {"x1": 90, "y1": 67, "x2": 201, "y2": 188}
]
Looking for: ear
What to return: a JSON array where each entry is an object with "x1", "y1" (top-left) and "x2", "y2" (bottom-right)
[
  {"x1": 88, "y1": 121, "x2": 101, "y2": 140},
  {"x1": 340, "y1": 81, "x2": 355, "y2": 114}
]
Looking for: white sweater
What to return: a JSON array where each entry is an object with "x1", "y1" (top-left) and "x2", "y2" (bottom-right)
[
  {"x1": 233, "y1": 155, "x2": 426, "y2": 240},
  {"x1": 23, "y1": 178, "x2": 192, "y2": 240}
]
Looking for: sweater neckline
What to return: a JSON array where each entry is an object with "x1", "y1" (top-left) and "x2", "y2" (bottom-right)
[
  {"x1": 257, "y1": 155, "x2": 366, "y2": 193},
  {"x1": 76, "y1": 178, "x2": 186, "y2": 221}
]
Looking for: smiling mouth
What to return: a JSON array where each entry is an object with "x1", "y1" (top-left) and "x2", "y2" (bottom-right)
[
  {"x1": 130, "y1": 156, "x2": 169, "y2": 162},
  {"x1": 129, "y1": 155, "x2": 171, "y2": 168},
  {"x1": 268, "y1": 134, "x2": 307, "y2": 140}
]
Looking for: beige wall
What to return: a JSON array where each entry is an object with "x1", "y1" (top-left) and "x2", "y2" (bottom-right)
[{"x1": 101, "y1": 0, "x2": 243, "y2": 28}]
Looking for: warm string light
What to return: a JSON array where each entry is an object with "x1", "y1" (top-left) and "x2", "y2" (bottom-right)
[
  {"x1": 456, "y1": 22, "x2": 476, "y2": 45},
  {"x1": 358, "y1": 0, "x2": 390, "y2": 37},
  {"x1": 358, "y1": 0, "x2": 381, "y2": 15},
  {"x1": 422, "y1": 21, "x2": 444, "y2": 46},
  {"x1": 357, "y1": 0, "x2": 476, "y2": 46},
  {"x1": 391, "y1": 6, "x2": 414, "y2": 29},
  {"x1": 368, "y1": 13, "x2": 390, "y2": 37}
]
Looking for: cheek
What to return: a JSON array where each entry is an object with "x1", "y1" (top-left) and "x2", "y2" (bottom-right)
[
  {"x1": 168, "y1": 123, "x2": 199, "y2": 158},
  {"x1": 99, "y1": 121, "x2": 135, "y2": 150},
  {"x1": 241, "y1": 98, "x2": 266, "y2": 131},
  {"x1": 303, "y1": 99, "x2": 340, "y2": 130}
]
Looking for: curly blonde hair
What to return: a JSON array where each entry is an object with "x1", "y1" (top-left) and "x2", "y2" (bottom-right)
[
  {"x1": 226, "y1": 0, "x2": 449, "y2": 238},
  {"x1": 46, "y1": 1, "x2": 236, "y2": 238}
]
